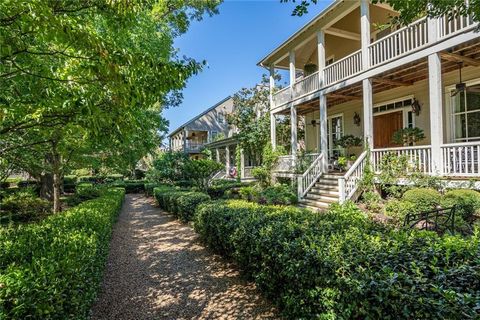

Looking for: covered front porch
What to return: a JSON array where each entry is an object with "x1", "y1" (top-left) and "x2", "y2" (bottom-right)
[{"x1": 271, "y1": 40, "x2": 480, "y2": 202}]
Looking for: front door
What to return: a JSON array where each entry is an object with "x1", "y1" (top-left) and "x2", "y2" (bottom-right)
[{"x1": 373, "y1": 111, "x2": 403, "y2": 148}]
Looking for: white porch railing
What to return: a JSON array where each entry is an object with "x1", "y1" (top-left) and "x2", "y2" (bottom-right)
[
  {"x1": 323, "y1": 50, "x2": 362, "y2": 86},
  {"x1": 438, "y1": 12, "x2": 476, "y2": 39},
  {"x1": 297, "y1": 153, "x2": 324, "y2": 199},
  {"x1": 442, "y1": 141, "x2": 480, "y2": 176},
  {"x1": 272, "y1": 86, "x2": 291, "y2": 108},
  {"x1": 292, "y1": 71, "x2": 320, "y2": 99},
  {"x1": 369, "y1": 17, "x2": 429, "y2": 67},
  {"x1": 243, "y1": 166, "x2": 255, "y2": 179},
  {"x1": 338, "y1": 151, "x2": 368, "y2": 203},
  {"x1": 275, "y1": 155, "x2": 294, "y2": 172},
  {"x1": 371, "y1": 145, "x2": 432, "y2": 174}
]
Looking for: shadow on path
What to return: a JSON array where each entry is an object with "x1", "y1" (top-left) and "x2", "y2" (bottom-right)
[{"x1": 90, "y1": 194, "x2": 278, "y2": 320}]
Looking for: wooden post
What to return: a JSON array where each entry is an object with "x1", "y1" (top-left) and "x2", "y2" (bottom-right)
[
  {"x1": 363, "y1": 79, "x2": 373, "y2": 148},
  {"x1": 428, "y1": 52, "x2": 444, "y2": 175},
  {"x1": 240, "y1": 148, "x2": 245, "y2": 179},
  {"x1": 183, "y1": 130, "x2": 187, "y2": 153},
  {"x1": 360, "y1": 0, "x2": 370, "y2": 70},
  {"x1": 291, "y1": 105, "x2": 298, "y2": 166},
  {"x1": 215, "y1": 148, "x2": 220, "y2": 162},
  {"x1": 289, "y1": 50, "x2": 296, "y2": 85},
  {"x1": 318, "y1": 30, "x2": 328, "y2": 171},
  {"x1": 270, "y1": 65, "x2": 277, "y2": 149},
  {"x1": 225, "y1": 146, "x2": 230, "y2": 177}
]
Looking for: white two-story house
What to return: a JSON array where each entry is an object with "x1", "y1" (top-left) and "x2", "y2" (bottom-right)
[{"x1": 258, "y1": 0, "x2": 480, "y2": 210}]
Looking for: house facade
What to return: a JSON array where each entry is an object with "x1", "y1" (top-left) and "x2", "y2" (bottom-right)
[
  {"x1": 258, "y1": 0, "x2": 480, "y2": 210},
  {"x1": 169, "y1": 96, "x2": 234, "y2": 159}
]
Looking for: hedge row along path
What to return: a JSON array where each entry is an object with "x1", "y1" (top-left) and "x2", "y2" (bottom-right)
[{"x1": 91, "y1": 194, "x2": 278, "y2": 319}]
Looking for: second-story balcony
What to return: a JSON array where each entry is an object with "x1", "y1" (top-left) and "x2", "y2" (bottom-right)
[{"x1": 271, "y1": 12, "x2": 477, "y2": 110}]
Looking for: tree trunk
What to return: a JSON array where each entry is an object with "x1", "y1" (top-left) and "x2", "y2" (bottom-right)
[
  {"x1": 51, "y1": 140, "x2": 62, "y2": 213},
  {"x1": 39, "y1": 172, "x2": 54, "y2": 200}
]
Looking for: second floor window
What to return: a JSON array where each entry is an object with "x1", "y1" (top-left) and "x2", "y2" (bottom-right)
[{"x1": 217, "y1": 112, "x2": 225, "y2": 124}]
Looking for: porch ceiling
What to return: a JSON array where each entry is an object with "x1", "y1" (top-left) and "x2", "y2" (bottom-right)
[{"x1": 324, "y1": 39, "x2": 480, "y2": 107}]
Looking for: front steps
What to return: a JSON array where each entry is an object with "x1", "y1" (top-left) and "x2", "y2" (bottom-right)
[{"x1": 298, "y1": 173, "x2": 341, "y2": 212}]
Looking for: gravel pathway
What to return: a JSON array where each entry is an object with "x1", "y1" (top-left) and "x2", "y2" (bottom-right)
[{"x1": 90, "y1": 194, "x2": 278, "y2": 320}]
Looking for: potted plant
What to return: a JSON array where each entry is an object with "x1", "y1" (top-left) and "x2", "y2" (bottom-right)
[
  {"x1": 337, "y1": 156, "x2": 347, "y2": 172},
  {"x1": 303, "y1": 63, "x2": 318, "y2": 76},
  {"x1": 392, "y1": 127, "x2": 425, "y2": 146},
  {"x1": 336, "y1": 135, "x2": 362, "y2": 168}
]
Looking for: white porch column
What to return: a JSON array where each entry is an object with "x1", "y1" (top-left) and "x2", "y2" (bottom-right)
[
  {"x1": 240, "y1": 149, "x2": 245, "y2": 179},
  {"x1": 215, "y1": 148, "x2": 220, "y2": 162},
  {"x1": 225, "y1": 146, "x2": 230, "y2": 176},
  {"x1": 269, "y1": 65, "x2": 277, "y2": 149},
  {"x1": 360, "y1": 0, "x2": 370, "y2": 70},
  {"x1": 363, "y1": 79, "x2": 374, "y2": 148},
  {"x1": 428, "y1": 53, "x2": 444, "y2": 175},
  {"x1": 291, "y1": 106, "x2": 298, "y2": 165},
  {"x1": 182, "y1": 130, "x2": 187, "y2": 153},
  {"x1": 289, "y1": 50, "x2": 296, "y2": 85},
  {"x1": 317, "y1": 30, "x2": 328, "y2": 171},
  {"x1": 427, "y1": 11, "x2": 443, "y2": 174},
  {"x1": 360, "y1": 0, "x2": 373, "y2": 148}
]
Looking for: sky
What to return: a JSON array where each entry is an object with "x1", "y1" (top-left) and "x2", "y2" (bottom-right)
[{"x1": 163, "y1": 0, "x2": 332, "y2": 138}]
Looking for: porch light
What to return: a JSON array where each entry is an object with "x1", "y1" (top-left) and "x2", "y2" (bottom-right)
[
  {"x1": 310, "y1": 119, "x2": 317, "y2": 127},
  {"x1": 353, "y1": 112, "x2": 361, "y2": 126},
  {"x1": 412, "y1": 98, "x2": 421, "y2": 116}
]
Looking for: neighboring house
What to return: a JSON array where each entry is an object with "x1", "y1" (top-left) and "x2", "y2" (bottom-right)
[
  {"x1": 258, "y1": 0, "x2": 480, "y2": 210},
  {"x1": 169, "y1": 96, "x2": 234, "y2": 159}
]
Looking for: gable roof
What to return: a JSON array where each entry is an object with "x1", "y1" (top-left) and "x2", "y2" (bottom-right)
[{"x1": 168, "y1": 96, "x2": 232, "y2": 137}]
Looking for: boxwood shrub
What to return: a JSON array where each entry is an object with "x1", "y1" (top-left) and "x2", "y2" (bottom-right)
[
  {"x1": 153, "y1": 187, "x2": 210, "y2": 222},
  {"x1": 0, "y1": 188, "x2": 125, "y2": 319},
  {"x1": 110, "y1": 180, "x2": 145, "y2": 193},
  {"x1": 402, "y1": 187, "x2": 441, "y2": 213},
  {"x1": 206, "y1": 180, "x2": 248, "y2": 199},
  {"x1": 443, "y1": 189, "x2": 480, "y2": 221},
  {"x1": 194, "y1": 200, "x2": 480, "y2": 319}
]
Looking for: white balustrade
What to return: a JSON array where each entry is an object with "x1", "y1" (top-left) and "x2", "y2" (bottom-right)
[
  {"x1": 243, "y1": 166, "x2": 255, "y2": 179},
  {"x1": 323, "y1": 50, "x2": 362, "y2": 86},
  {"x1": 369, "y1": 17, "x2": 428, "y2": 67},
  {"x1": 438, "y1": 12, "x2": 476, "y2": 39},
  {"x1": 292, "y1": 71, "x2": 320, "y2": 99},
  {"x1": 275, "y1": 155, "x2": 294, "y2": 172},
  {"x1": 272, "y1": 86, "x2": 291, "y2": 108},
  {"x1": 297, "y1": 153, "x2": 324, "y2": 199},
  {"x1": 442, "y1": 142, "x2": 480, "y2": 176},
  {"x1": 338, "y1": 151, "x2": 368, "y2": 203},
  {"x1": 371, "y1": 146, "x2": 432, "y2": 174}
]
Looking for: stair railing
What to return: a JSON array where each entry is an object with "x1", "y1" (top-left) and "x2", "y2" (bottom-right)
[
  {"x1": 338, "y1": 151, "x2": 368, "y2": 203},
  {"x1": 297, "y1": 153, "x2": 325, "y2": 199}
]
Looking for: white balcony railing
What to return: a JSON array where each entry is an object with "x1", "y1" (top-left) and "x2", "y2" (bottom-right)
[
  {"x1": 272, "y1": 86, "x2": 291, "y2": 108},
  {"x1": 271, "y1": 14, "x2": 477, "y2": 109},
  {"x1": 292, "y1": 71, "x2": 320, "y2": 99},
  {"x1": 439, "y1": 12, "x2": 476, "y2": 39},
  {"x1": 371, "y1": 145, "x2": 432, "y2": 174},
  {"x1": 442, "y1": 141, "x2": 480, "y2": 176},
  {"x1": 369, "y1": 17, "x2": 429, "y2": 67},
  {"x1": 324, "y1": 50, "x2": 363, "y2": 86},
  {"x1": 338, "y1": 151, "x2": 368, "y2": 203}
]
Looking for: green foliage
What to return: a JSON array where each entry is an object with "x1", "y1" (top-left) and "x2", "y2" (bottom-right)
[
  {"x1": 392, "y1": 127, "x2": 426, "y2": 146},
  {"x1": 335, "y1": 134, "x2": 362, "y2": 156},
  {"x1": 207, "y1": 180, "x2": 248, "y2": 199},
  {"x1": 110, "y1": 180, "x2": 145, "y2": 193},
  {"x1": 258, "y1": 184, "x2": 297, "y2": 205},
  {"x1": 0, "y1": 188, "x2": 125, "y2": 319},
  {"x1": 443, "y1": 189, "x2": 480, "y2": 221},
  {"x1": 402, "y1": 188, "x2": 442, "y2": 212},
  {"x1": 147, "y1": 152, "x2": 191, "y2": 183},
  {"x1": 252, "y1": 143, "x2": 286, "y2": 187},
  {"x1": 153, "y1": 187, "x2": 210, "y2": 222},
  {"x1": 384, "y1": 198, "x2": 417, "y2": 223},
  {"x1": 239, "y1": 184, "x2": 296, "y2": 205},
  {"x1": 362, "y1": 191, "x2": 382, "y2": 213},
  {"x1": 194, "y1": 199, "x2": 480, "y2": 319},
  {"x1": 183, "y1": 158, "x2": 223, "y2": 191},
  {"x1": 0, "y1": 189, "x2": 51, "y2": 223}
]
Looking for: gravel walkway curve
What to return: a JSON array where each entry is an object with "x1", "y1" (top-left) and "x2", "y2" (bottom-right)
[{"x1": 90, "y1": 194, "x2": 278, "y2": 320}]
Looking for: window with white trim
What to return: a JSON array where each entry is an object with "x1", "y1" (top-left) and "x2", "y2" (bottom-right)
[{"x1": 451, "y1": 84, "x2": 480, "y2": 142}]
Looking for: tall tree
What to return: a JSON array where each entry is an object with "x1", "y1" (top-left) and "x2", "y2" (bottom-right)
[{"x1": 0, "y1": 0, "x2": 220, "y2": 211}]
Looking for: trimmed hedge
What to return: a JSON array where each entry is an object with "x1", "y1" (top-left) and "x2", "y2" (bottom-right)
[
  {"x1": 153, "y1": 187, "x2": 210, "y2": 222},
  {"x1": 110, "y1": 180, "x2": 145, "y2": 193},
  {"x1": 0, "y1": 188, "x2": 125, "y2": 319},
  {"x1": 194, "y1": 200, "x2": 480, "y2": 319},
  {"x1": 443, "y1": 189, "x2": 480, "y2": 221},
  {"x1": 402, "y1": 188, "x2": 441, "y2": 213},
  {"x1": 206, "y1": 180, "x2": 248, "y2": 199}
]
